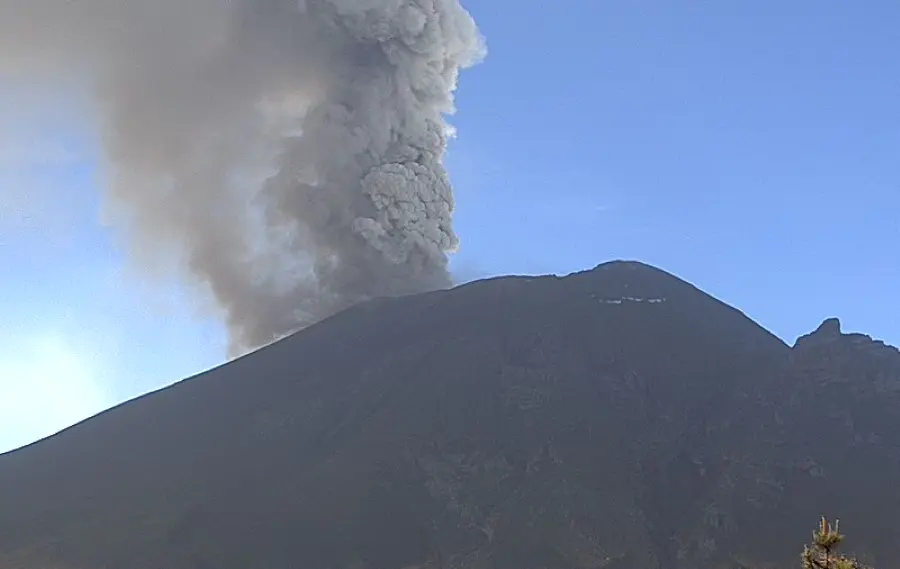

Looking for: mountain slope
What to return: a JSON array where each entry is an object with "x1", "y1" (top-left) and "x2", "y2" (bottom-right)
[{"x1": 1, "y1": 261, "x2": 897, "y2": 569}]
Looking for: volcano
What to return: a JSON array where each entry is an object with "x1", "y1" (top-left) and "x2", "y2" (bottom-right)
[{"x1": 2, "y1": 261, "x2": 899, "y2": 569}]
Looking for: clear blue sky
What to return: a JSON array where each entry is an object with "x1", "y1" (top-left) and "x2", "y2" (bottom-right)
[
  {"x1": 449, "y1": 0, "x2": 898, "y2": 340},
  {"x1": 1, "y1": 0, "x2": 898, "y2": 452}
]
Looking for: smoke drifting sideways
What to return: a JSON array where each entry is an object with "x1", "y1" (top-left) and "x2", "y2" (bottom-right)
[{"x1": 0, "y1": 0, "x2": 485, "y2": 356}]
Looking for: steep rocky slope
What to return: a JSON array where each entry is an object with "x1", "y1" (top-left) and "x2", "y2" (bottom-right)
[{"x1": 1, "y1": 261, "x2": 897, "y2": 569}]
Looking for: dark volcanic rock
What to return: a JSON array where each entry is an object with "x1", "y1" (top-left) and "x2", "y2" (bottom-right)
[
  {"x1": 795, "y1": 317, "x2": 843, "y2": 346},
  {"x1": 1, "y1": 261, "x2": 898, "y2": 569}
]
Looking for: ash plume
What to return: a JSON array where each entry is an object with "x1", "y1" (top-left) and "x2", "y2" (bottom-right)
[{"x1": 0, "y1": 0, "x2": 485, "y2": 355}]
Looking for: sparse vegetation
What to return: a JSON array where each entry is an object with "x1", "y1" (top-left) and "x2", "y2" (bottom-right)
[{"x1": 802, "y1": 517, "x2": 868, "y2": 569}]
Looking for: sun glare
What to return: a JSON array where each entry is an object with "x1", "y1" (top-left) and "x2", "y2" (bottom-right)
[{"x1": 0, "y1": 334, "x2": 110, "y2": 453}]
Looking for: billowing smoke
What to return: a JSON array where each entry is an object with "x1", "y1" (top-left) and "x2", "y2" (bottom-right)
[{"x1": 0, "y1": 0, "x2": 485, "y2": 355}]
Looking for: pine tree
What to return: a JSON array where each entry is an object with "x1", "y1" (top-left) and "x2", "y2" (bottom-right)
[{"x1": 801, "y1": 517, "x2": 867, "y2": 569}]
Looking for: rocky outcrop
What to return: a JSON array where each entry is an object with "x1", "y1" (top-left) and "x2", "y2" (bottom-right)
[{"x1": 792, "y1": 317, "x2": 900, "y2": 393}]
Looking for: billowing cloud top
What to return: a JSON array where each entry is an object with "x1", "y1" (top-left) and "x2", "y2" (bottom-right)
[{"x1": 0, "y1": 0, "x2": 485, "y2": 355}]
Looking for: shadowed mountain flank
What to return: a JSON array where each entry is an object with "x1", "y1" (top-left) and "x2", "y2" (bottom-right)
[{"x1": 1, "y1": 261, "x2": 898, "y2": 569}]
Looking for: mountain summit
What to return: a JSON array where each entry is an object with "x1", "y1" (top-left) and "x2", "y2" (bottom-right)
[{"x1": 1, "y1": 261, "x2": 898, "y2": 569}]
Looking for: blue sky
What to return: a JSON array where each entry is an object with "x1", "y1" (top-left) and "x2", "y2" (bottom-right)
[
  {"x1": 450, "y1": 0, "x2": 898, "y2": 338},
  {"x1": 2, "y1": 0, "x2": 898, "y2": 453}
]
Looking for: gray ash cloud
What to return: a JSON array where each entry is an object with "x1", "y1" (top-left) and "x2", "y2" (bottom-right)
[{"x1": 0, "y1": 0, "x2": 485, "y2": 354}]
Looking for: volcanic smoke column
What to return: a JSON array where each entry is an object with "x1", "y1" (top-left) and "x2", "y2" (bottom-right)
[{"x1": 0, "y1": 0, "x2": 486, "y2": 354}]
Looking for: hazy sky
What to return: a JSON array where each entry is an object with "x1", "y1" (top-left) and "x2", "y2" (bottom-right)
[{"x1": 2, "y1": 0, "x2": 898, "y2": 453}]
